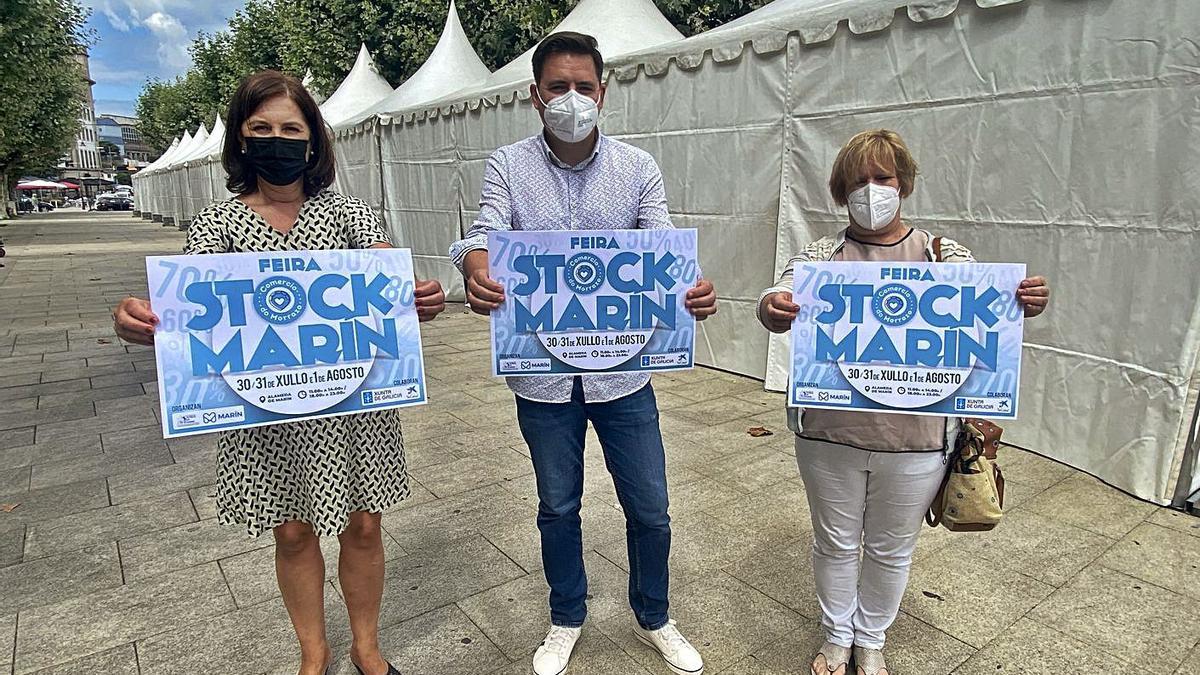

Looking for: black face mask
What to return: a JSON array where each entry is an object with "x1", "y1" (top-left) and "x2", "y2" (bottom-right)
[{"x1": 244, "y1": 136, "x2": 310, "y2": 186}]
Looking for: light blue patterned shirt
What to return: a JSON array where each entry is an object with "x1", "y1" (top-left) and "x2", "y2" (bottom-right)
[{"x1": 449, "y1": 132, "x2": 675, "y2": 403}]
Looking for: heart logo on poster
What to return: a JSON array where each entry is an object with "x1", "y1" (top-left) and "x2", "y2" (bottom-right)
[
  {"x1": 269, "y1": 290, "x2": 290, "y2": 310},
  {"x1": 885, "y1": 296, "x2": 904, "y2": 313}
]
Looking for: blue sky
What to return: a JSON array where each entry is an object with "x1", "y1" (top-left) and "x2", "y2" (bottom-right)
[{"x1": 83, "y1": 0, "x2": 247, "y2": 117}]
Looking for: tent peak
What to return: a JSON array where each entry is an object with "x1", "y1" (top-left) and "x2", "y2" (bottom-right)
[
  {"x1": 335, "y1": 0, "x2": 490, "y2": 129},
  {"x1": 482, "y1": 0, "x2": 683, "y2": 91},
  {"x1": 319, "y1": 44, "x2": 394, "y2": 126}
]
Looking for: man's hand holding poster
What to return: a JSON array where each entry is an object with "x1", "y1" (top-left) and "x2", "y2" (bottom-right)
[
  {"x1": 147, "y1": 249, "x2": 427, "y2": 438},
  {"x1": 789, "y1": 261, "x2": 1025, "y2": 417},
  {"x1": 488, "y1": 229, "x2": 697, "y2": 376}
]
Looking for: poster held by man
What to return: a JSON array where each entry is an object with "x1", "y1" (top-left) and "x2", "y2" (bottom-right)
[{"x1": 487, "y1": 228, "x2": 698, "y2": 377}]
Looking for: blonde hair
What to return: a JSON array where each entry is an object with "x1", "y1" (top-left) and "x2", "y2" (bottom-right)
[{"x1": 828, "y1": 129, "x2": 918, "y2": 206}]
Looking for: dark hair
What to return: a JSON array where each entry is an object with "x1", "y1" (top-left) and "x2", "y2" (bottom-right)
[
  {"x1": 223, "y1": 70, "x2": 335, "y2": 196},
  {"x1": 532, "y1": 32, "x2": 603, "y2": 83}
]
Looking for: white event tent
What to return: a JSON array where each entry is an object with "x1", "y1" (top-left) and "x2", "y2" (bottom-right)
[
  {"x1": 318, "y1": 44, "x2": 394, "y2": 128},
  {"x1": 136, "y1": 42, "x2": 394, "y2": 226},
  {"x1": 133, "y1": 133, "x2": 169, "y2": 218},
  {"x1": 342, "y1": 0, "x2": 490, "y2": 127},
  {"x1": 478, "y1": 0, "x2": 681, "y2": 96},
  {"x1": 129, "y1": 0, "x2": 1200, "y2": 507},
  {"x1": 133, "y1": 135, "x2": 178, "y2": 216},
  {"x1": 180, "y1": 115, "x2": 227, "y2": 225},
  {"x1": 165, "y1": 123, "x2": 208, "y2": 225},
  {"x1": 336, "y1": 0, "x2": 1200, "y2": 507},
  {"x1": 331, "y1": 0, "x2": 492, "y2": 260},
  {"x1": 355, "y1": 0, "x2": 684, "y2": 299},
  {"x1": 147, "y1": 129, "x2": 191, "y2": 222}
]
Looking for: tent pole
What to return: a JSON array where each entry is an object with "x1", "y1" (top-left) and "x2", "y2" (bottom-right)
[
  {"x1": 375, "y1": 122, "x2": 386, "y2": 227},
  {"x1": 1171, "y1": 384, "x2": 1200, "y2": 510}
]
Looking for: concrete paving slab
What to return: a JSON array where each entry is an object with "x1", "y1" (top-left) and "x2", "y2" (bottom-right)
[
  {"x1": 1027, "y1": 565, "x2": 1200, "y2": 669},
  {"x1": 0, "y1": 542, "x2": 123, "y2": 614},
  {"x1": 13, "y1": 563, "x2": 234, "y2": 673},
  {"x1": 2, "y1": 211, "x2": 1198, "y2": 675}
]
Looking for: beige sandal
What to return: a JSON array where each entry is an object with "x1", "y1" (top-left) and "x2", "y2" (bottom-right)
[
  {"x1": 853, "y1": 645, "x2": 889, "y2": 675},
  {"x1": 811, "y1": 641, "x2": 851, "y2": 675}
]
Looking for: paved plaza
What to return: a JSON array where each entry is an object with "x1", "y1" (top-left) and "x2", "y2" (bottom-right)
[{"x1": 0, "y1": 210, "x2": 1198, "y2": 674}]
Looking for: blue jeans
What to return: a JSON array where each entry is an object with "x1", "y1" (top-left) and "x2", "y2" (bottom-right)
[{"x1": 515, "y1": 379, "x2": 671, "y2": 630}]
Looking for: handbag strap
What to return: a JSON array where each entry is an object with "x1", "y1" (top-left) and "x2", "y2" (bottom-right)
[
  {"x1": 925, "y1": 466, "x2": 951, "y2": 528},
  {"x1": 963, "y1": 418, "x2": 1003, "y2": 460},
  {"x1": 933, "y1": 236, "x2": 943, "y2": 262}
]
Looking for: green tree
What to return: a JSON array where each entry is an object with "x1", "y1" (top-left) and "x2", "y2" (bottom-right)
[
  {"x1": 0, "y1": 0, "x2": 91, "y2": 216},
  {"x1": 135, "y1": 0, "x2": 297, "y2": 151},
  {"x1": 135, "y1": 75, "x2": 208, "y2": 153},
  {"x1": 188, "y1": 31, "x2": 239, "y2": 122},
  {"x1": 277, "y1": 0, "x2": 577, "y2": 96},
  {"x1": 133, "y1": 0, "x2": 770, "y2": 145},
  {"x1": 659, "y1": 0, "x2": 772, "y2": 35}
]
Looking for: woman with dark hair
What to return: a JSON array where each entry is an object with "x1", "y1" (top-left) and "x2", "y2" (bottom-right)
[{"x1": 113, "y1": 70, "x2": 445, "y2": 675}]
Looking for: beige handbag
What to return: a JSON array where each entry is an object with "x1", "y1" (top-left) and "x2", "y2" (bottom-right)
[
  {"x1": 926, "y1": 418, "x2": 1005, "y2": 532},
  {"x1": 925, "y1": 237, "x2": 1006, "y2": 532}
]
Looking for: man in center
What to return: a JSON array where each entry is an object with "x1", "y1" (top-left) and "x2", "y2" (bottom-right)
[{"x1": 449, "y1": 31, "x2": 717, "y2": 675}]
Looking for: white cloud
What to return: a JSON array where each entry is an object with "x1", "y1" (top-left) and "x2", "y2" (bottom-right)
[
  {"x1": 121, "y1": 0, "x2": 167, "y2": 22},
  {"x1": 86, "y1": 0, "x2": 247, "y2": 80},
  {"x1": 143, "y1": 11, "x2": 190, "y2": 69},
  {"x1": 100, "y1": 1, "x2": 131, "y2": 31},
  {"x1": 143, "y1": 10, "x2": 184, "y2": 37}
]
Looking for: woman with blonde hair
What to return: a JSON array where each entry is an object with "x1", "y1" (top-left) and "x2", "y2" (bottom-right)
[{"x1": 757, "y1": 129, "x2": 1050, "y2": 675}]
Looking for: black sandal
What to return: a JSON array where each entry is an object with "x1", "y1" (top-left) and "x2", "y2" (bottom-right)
[{"x1": 353, "y1": 662, "x2": 400, "y2": 675}]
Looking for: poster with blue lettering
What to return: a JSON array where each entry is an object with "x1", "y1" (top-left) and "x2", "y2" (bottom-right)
[
  {"x1": 146, "y1": 249, "x2": 427, "y2": 438},
  {"x1": 488, "y1": 229, "x2": 697, "y2": 376},
  {"x1": 789, "y1": 261, "x2": 1026, "y2": 418}
]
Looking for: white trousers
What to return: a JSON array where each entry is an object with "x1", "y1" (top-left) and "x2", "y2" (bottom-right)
[{"x1": 794, "y1": 437, "x2": 946, "y2": 650}]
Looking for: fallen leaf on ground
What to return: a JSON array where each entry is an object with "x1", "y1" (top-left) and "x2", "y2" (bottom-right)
[
  {"x1": 1, "y1": 503, "x2": 20, "y2": 513},
  {"x1": 747, "y1": 426, "x2": 774, "y2": 437},
  {"x1": 97, "y1": 338, "x2": 111, "y2": 345},
  {"x1": 921, "y1": 590, "x2": 945, "y2": 601}
]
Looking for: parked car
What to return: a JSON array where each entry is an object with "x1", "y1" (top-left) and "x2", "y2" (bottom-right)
[
  {"x1": 95, "y1": 193, "x2": 133, "y2": 211},
  {"x1": 18, "y1": 197, "x2": 53, "y2": 213}
]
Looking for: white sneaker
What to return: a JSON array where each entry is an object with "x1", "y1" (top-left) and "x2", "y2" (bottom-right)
[
  {"x1": 633, "y1": 619, "x2": 704, "y2": 674},
  {"x1": 532, "y1": 625, "x2": 582, "y2": 675}
]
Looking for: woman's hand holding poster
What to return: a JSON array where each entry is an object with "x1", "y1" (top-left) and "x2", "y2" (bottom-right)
[
  {"x1": 789, "y1": 261, "x2": 1025, "y2": 417},
  {"x1": 147, "y1": 249, "x2": 428, "y2": 438}
]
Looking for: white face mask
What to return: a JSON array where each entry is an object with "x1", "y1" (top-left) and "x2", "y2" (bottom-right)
[
  {"x1": 848, "y1": 183, "x2": 901, "y2": 231},
  {"x1": 536, "y1": 88, "x2": 599, "y2": 144}
]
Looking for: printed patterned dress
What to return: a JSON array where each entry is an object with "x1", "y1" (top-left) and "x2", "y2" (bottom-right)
[{"x1": 184, "y1": 190, "x2": 409, "y2": 537}]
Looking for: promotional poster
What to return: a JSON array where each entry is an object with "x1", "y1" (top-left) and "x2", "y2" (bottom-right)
[
  {"x1": 147, "y1": 249, "x2": 427, "y2": 438},
  {"x1": 488, "y1": 229, "x2": 697, "y2": 376},
  {"x1": 789, "y1": 261, "x2": 1025, "y2": 417}
]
